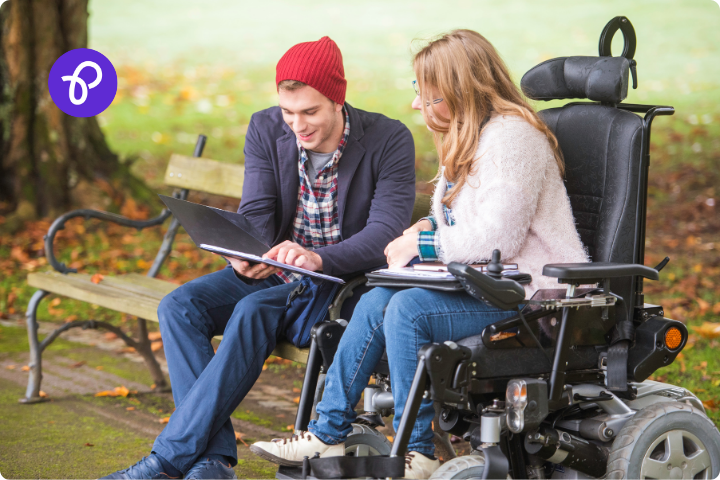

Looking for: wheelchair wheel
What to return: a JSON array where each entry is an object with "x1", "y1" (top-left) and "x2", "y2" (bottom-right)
[
  {"x1": 429, "y1": 453, "x2": 485, "y2": 479},
  {"x1": 605, "y1": 401, "x2": 720, "y2": 479},
  {"x1": 344, "y1": 423, "x2": 392, "y2": 456}
]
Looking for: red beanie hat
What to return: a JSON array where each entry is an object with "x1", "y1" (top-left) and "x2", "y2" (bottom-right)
[{"x1": 276, "y1": 36, "x2": 346, "y2": 105}]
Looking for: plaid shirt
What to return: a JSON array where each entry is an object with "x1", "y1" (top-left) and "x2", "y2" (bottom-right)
[
  {"x1": 276, "y1": 107, "x2": 351, "y2": 283},
  {"x1": 417, "y1": 179, "x2": 455, "y2": 262}
]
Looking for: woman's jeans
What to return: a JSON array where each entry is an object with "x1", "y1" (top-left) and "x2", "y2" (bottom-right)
[{"x1": 308, "y1": 287, "x2": 516, "y2": 456}]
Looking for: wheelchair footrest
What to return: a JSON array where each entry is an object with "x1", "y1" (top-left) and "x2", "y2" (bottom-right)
[{"x1": 309, "y1": 454, "x2": 405, "y2": 479}]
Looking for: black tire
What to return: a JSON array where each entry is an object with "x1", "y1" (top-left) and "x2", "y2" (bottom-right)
[
  {"x1": 344, "y1": 423, "x2": 392, "y2": 456},
  {"x1": 606, "y1": 401, "x2": 720, "y2": 479},
  {"x1": 430, "y1": 455, "x2": 485, "y2": 480},
  {"x1": 429, "y1": 454, "x2": 485, "y2": 479}
]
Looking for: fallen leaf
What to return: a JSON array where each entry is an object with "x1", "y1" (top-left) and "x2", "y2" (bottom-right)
[
  {"x1": 150, "y1": 384, "x2": 156, "y2": 389},
  {"x1": 147, "y1": 331, "x2": 162, "y2": 341},
  {"x1": 713, "y1": 303, "x2": 720, "y2": 315},
  {"x1": 159, "y1": 417, "x2": 170, "y2": 424},
  {"x1": 94, "y1": 385, "x2": 131, "y2": 398},
  {"x1": 104, "y1": 332, "x2": 118, "y2": 340},
  {"x1": 70, "y1": 361, "x2": 86, "y2": 368},
  {"x1": 128, "y1": 398, "x2": 141, "y2": 405},
  {"x1": 91, "y1": 273, "x2": 104, "y2": 284},
  {"x1": 126, "y1": 407, "x2": 136, "y2": 411},
  {"x1": 39, "y1": 391, "x2": 48, "y2": 398},
  {"x1": 292, "y1": 387, "x2": 301, "y2": 393},
  {"x1": 118, "y1": 347, "x2": 136, "y2": 353},
  {"x1": 64, "y1": 314, "x2": 79, "y2": 323},
  {"x1": 84, "y1": 443, "x2": 94, "y2": 447},
  {"x1": 702, "y1": 399, "x2": 718, "y2": 412},
  {"x1": 286, "y1": 424, "x2": 295, "y2": 431},
  {"x1": 21, "y1": 365, "x2": 30, "y2": 371},
  {"x1": 276, "y1": 414, "x2": 286, "y2": 418},
  {"x1": 50, "y1": 298, "x2": 61, "y2": 307},
  {"x1": 697, "y1": 298, "x2": 711, "y2": 314},
  {"x1": 235, "y1": 431, "x2": 248, "y2": 446},
  {"x1": 386, "y1": 435, "x2": 394, "y2": 442},
  {"x1": 96, "y1": 366, "x2": 104, "y2": 370},
  {"x1": 151, "y1": 340, "x2": 163, "y2": 352},
  {"x1": 5, "y1": 365, "x2": 16, "y2": 370},
  {"x1": 293, "y1": 396, "x2": 300, "y2": 404},
  {"x1": 692, "y1": 322, "x2": 720, "y2": 339}
]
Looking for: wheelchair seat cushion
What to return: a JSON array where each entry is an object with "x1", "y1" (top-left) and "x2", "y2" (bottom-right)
[{"x1": 521, "y1": 56, "x2": 630, "y2": 104}]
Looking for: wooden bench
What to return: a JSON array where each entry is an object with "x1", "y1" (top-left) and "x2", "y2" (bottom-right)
[{"x1": 22, "y1": 137, "x2": 431, "y2": 403}]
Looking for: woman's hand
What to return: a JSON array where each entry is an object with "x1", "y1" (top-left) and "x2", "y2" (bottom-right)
[
  {"x1": 403, "y1": 219, "x2": 433, "y2": 235},
  {"x1": 384, "y1": 232, "x2": 420, "y2": 269},
  {"x1": 265, "y1": 240, "x2": 323, "y2": 271}
]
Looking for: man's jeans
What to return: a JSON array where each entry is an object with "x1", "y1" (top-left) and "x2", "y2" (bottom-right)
[
  {"x1": 152, "y1": 267, "x2": 298, "y2": 472},
  {"x1": 308, "y1": 287, "x2": 516, "y2": 456}
]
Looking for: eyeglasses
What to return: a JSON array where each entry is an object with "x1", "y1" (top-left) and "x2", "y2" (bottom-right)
[{"x1": 412, "y1": 80, "x2": 443, "y2": 106}]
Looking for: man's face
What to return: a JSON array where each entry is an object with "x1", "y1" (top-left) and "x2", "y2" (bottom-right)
[{"x1": 279, "y1": 85, "x2": 343, "y2": 153}]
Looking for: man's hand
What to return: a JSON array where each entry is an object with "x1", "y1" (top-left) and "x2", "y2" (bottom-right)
[
  {"x1": 403, "y1": 219, "x2": 433, "y2": 235},
  {"x1": 265, "y1": 240, "x2": 323, "y2": 271},
  {"x1": 224, "y1": 257, "x2": 280, "y2": 280},
  {"x1": 384, "y1": 232, "x2": 419, "y2": 270}
]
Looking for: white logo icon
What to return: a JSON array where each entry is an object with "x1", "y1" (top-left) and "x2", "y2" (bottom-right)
[{"x1": 61, "y1": 61, "x2": 102, "y2": 106}]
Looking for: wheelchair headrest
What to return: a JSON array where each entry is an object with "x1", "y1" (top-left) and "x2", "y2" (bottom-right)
[{"x1": 521, "y1": 56, "x2": 630, "y2": 104}]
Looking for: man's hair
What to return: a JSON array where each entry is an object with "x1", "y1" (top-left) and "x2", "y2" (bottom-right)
[{"x1": 278, "y1": 80, "x2": 308, "y2": 91}]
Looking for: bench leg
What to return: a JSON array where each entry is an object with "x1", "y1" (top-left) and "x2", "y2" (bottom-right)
[
  {"x1": 134, "y1": 318, "x2": 168, "y2": 392},
  {"x1": 21, "y1": 290, "x2": 50, "y2": 404}
]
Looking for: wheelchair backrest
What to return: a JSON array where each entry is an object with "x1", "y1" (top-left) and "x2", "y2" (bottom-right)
[{"x1": 521, "y1": 56, "x2": 644, "y2": 265}]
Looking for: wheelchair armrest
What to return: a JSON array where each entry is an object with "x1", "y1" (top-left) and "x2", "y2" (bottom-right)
[
  {"x1": 542, "y1": 262, "x2": 659, "y2": 284},
  {"x1": 448, "y1": 262, "x2": 525, "y2": 311}
]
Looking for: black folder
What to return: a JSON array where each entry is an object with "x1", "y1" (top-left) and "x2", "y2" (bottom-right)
[{"x1": 159, "y1": 195, "x2": 344, "y2": 284}]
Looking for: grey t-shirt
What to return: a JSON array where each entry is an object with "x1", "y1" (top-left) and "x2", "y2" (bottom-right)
[{"x1": 305, "y1": 150, "x2": 334, "y2": 181}]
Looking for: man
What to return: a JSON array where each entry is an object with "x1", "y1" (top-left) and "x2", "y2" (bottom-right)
[{"x1": 103, "y1": 36, "x2": 415, "y2": 479}]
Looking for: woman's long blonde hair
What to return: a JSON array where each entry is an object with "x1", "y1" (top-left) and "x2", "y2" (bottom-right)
[{"x1": 413, "y1": 29, "x2": 564, "y2": 207}]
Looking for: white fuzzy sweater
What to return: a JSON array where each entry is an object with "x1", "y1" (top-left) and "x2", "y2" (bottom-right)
[{"x1": 432, "y1": 114, "x2": 589, "y2": 295}]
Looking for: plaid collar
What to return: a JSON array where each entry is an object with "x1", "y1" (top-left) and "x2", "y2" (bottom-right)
[{"x1": 296, "y1": 106, "x2": 351, "y2": 178}]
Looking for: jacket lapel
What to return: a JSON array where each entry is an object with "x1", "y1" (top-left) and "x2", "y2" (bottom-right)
[
  {"x1": 276, "y1": 126, "x2": 299, "y2": 244},
  {"x1": 337, "y1": 104, "x2": 366, "y2": 237}
]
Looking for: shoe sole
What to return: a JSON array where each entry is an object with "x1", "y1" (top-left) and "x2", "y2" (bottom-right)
[{"x1": 249, "y1": 445, "x2": 304, "y2": 467}]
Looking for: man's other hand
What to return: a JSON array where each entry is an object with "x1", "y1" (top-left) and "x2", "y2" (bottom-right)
[
  {"x1": 224, "y1": 257, "x2": 280, "y2": 280},
  {"x1": 265, "y1": 241, "x2": 323, "y2": 271}
]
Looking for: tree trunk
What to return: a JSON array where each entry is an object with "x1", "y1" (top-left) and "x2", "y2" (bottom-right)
[{"x1": 0, "y1": 0, "x2": 151, "y2": 227}]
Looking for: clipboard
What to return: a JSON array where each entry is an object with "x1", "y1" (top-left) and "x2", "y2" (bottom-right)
[{"x1": 159, "y1": 195, "x2": 345, "y2": 284}]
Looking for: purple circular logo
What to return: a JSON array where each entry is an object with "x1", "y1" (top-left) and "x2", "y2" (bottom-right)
[{"x1": 48, "y1": 48, "x2": 117, "y2": 118}]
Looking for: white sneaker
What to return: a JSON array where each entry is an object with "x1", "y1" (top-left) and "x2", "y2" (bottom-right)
[
  {"x1": 404, "y1": 451, "x2": 440, "y2": 479},
  {"x1": 249, "y1": 431, "x2": 345, "y2": 466}
]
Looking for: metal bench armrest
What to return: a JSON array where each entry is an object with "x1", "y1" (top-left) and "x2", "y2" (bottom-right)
[{"x1": 45, "y1": 190, "x2": 187, "y2": 274}]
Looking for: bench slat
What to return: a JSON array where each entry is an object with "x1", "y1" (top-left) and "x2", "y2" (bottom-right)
[
  {"x1": 28, "y1": 271, "x2": 310, "y2": 363},
  {"x1": 164, "y1": 154, "x2": 244, "y2": 199},
  {"x1": 27, "y1": 272, "x2": 169, "y2": 322},
  {"x1": 271, "y1": 342, "x2": 309, "y2": 364}
]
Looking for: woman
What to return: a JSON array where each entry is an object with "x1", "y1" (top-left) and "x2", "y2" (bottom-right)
[{"x1": 251, "y1": 29, "x2": 588, "y2": 478}]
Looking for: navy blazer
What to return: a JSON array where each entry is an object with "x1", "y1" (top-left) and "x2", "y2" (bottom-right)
[{"x1": 238, "y1": 103, "x2": 416, "y2": 277}]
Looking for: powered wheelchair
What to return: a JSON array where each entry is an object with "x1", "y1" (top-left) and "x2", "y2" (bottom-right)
[{"x1": 277, "y1": 17, "x2": 720, "y2": 479}]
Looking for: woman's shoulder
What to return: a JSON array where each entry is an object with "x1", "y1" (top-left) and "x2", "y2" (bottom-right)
[
  {"x1": 480, "y1": 113, "x2": 552, "y2": 156},
  {"x1": 482, "y1": 113, "x2": 546, "y2": 142}
]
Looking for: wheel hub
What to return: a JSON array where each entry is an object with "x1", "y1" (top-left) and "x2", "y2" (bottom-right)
[{"x1": 640, "y1": 429, "x2": 712, "y2": 479}]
